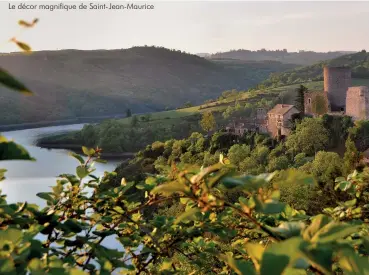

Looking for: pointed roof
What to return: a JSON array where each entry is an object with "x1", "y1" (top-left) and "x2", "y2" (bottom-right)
[{"x1": 267, "y1": 104, "x2": 296, "y2": 115}]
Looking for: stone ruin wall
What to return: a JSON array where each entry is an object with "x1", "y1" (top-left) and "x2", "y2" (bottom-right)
[
  {"x1": 346, "y1": 86, "x2": 369, "y2": 120},
  {"x1": 324, "y1": 66, "x2": 352, "y2": 111}
]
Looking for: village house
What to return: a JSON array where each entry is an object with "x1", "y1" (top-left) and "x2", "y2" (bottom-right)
[
  {"x1": 266, "y1": 104, "x2": 300, "y2": 138},
  {"x1": 225, "y1": 107, "x2": 268, "y2": 136}
]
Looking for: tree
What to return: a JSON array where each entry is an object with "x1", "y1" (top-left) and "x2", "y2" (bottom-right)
[
  {"x1": 300, "y1": 151, "x2": 343, "y2": 188},
  {"x1": 126, "y1": 108, "x2": 132, "y2": 117},
  {"x1": 343, "y1": 136, "x2": 360, "y2": 176},
  {"x1": 227, "y1": 144, "x2": 251, "y2": 168},
  {"x1": 200, "y1": 111, "x2": 216, "y2": 133},
  {"x1": 285, "y1": 118, "x2": 329, "y2": 156},
  {"x1": 130, "y1": 115, "x2": 138, "y2": 127},
  {"x1": 295, "y1": 85, "x2": 308, "y2": 114},
  {"x1": 183, "y1": 101, "x2": 193, "y2": 108}
]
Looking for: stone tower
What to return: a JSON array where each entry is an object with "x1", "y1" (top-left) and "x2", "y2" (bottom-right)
[
  {"x1": 324, "y1": 66, "x2": 351, "y2": 111},
  {"x1": 346, "y1": 86, "x2": 369, "y2": 121}
]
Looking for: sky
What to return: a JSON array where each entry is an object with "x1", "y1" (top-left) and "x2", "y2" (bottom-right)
[{"x1": 1, "y1": 1, "x2": 369, "y2": 54}]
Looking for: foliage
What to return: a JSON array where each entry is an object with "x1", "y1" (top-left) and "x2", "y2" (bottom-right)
[
  {"x1": 200, "y1": 112, "x2": 216, "y2": 133},
  {"x1": 294, "y1": 85, "x2": 308, "y2": 113},
  {"x1": 300, "y1": 151, "x2": 343, "y2": 189},
  {"x1": 286, "y1": 118, "x2": 329, "y2": 156},
  {"x1": 1, "y1": 146, "x2": 369, "y2": 274},
  {"x1": 343, "y1": 137, "x2": 361, "y2": 176},
  {"x1": 272, "y1": 169, "x2": 315, "y2": 211},
  {"x1": 311, "y1": 94, "x2": 328, "y2": 115}
]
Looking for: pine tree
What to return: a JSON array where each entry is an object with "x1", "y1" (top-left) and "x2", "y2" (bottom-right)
[
  {"x1": 343, "y1": 136, "x2": 360, "y2": 176},
  {"x1": 295, "y1": 85, "x2": 308, "y2": 114},
  {"x1": 126, "y1": 109, "x2": 132, "y2": 117}
]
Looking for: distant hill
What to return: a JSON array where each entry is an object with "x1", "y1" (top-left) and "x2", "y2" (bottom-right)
[
  {"x1": 208, "y1": 49, "x2": 355, "y2": 66},
  {"x1": 0, "y1": 46, "x2": 298, "y2": 125},
  {"x1": 260, "y1": 51, "x2": 369, "y2": 88},
  {"x1": 196, "y1": 53, "x2": 210, "y2": 57}
]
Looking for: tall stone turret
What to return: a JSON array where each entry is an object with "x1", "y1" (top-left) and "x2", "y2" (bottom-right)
[{"x1": 324, "y1": 66, "x2": 351, "y2": 111}]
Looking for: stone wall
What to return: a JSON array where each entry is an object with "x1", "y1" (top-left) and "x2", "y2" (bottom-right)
[
  {"x1": 304, "y1": 92, "x2": 329, "y2": 116},
  {"x1": 346, "y1": 86, "x2": 369, "y2": 120},
  {"x1": 324, "y1": 66, "x2": 351, "y2": 111}
]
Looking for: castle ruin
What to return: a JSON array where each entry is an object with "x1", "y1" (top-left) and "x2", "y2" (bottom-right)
[
  {"x1": 324, "y1": 66, "x2": 352, "y2": 111},
  {"x1": 304, "y1": 66, "x2": 369, "y2": 121},
  {"x1": 346, "y1": 86, "x2": 369, "y2": 120}
]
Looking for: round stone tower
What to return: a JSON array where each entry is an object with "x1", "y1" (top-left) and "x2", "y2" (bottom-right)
[{"x1": 324, "y1": 66, "x2": 351, "y2": 111}]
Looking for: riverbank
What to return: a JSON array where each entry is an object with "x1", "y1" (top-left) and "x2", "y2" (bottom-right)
[
  {"x1": 0, "y1": 114, "x2": 129, "y2": 132},
  {"x1": 37, "y1": 143, "x2": 136, "y2": 160}
]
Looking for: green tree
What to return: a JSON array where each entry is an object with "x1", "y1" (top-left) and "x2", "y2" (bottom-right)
[
  {"x1": 130, "y1": 115, "x2": 138, "y2": 127},
  {"x1": 184, "y1": 101, "x2": 193, "y2": 108},
  {"x1": 285, "y1": 118, "x2": 329, "y2": 156},
  {"x1": 200, "y1": 111, "x2": 216, "y2": 133},
  {"x1": 267, "y1": 155, "x2": 289, "y2": 172},
  {"x1": 227, "y1": 144, "x2": 251, "y2": 168},
  {"x1": 295, "y1": 85, "x2": 308, "y2": 113},
  {"x1": 343, "y1": 136, "x2": 360, "y2": 176},
  {"x1": 126, "y1": 108, "x2": 132, "y2": 117},
  {"x1": 300, "y1": 151, "x2": 343, "y2": 188}
]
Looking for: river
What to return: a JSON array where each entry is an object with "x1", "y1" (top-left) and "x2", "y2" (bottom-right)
[{"x1": 0, "y1": 124, "x2": 121, "y2": 205}]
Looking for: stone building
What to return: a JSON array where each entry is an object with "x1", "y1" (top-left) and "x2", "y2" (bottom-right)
[
  {"x1": 324, "y1": 66, "x2": 351, "y2": 111},
  {"x1": 224, "y1": 108, "x2": 268, "y2": 137},
  {"x1": 304, "y1": 91, "x2": 330, "y2": 117},
  {"x1": 266, "y1": 104, "x2": 300, "y2": 138},
  {"x1": 346, "y1": 86, "x2": 369, "y2": 121}
]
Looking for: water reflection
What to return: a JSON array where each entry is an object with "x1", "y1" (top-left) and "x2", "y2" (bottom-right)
[{"x1": 0, "y1": 124, "x2": 120, "y2": 204}]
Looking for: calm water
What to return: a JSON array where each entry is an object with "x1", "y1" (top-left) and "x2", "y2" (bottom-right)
[
  {"x1": 0, "y1": 124, "x2": 121, "y2": 205},
  {"x1": 0, "y1": 124, "x2": 143, "y2": 266}
]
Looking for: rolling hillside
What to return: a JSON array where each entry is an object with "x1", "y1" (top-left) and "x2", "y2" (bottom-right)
[
  {"x1": 208, "y1": 49, "x2": 354, "y2": 66},
  {"x1": 0, "y1": 46, "x2": 298, "y2": 125},
  {"x1": 260, "y1": 51, "x2": 369, "y2": 88}
]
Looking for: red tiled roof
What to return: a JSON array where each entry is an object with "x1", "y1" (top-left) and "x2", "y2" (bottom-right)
[{"x1": 268, "y1": 104, "x2": 297, "y2": 115}]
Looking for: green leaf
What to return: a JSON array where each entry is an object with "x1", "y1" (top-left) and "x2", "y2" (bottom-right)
[
  {"x1": 220, "y1": 252, "x2": 256, "y2": 275},
  {"x1": 0, "y1": 228, "x2": 23, "y2": 246},
  {"x1": 244, "y1": 243, "x2": 264, "y2": 271},
  {"x1": 69, "y1": 152, "x2": 84, "y2": 164},
  {"x1": 338, "y1": 248, "x2": 369, "y2": 275},
  {"x1": 0, "y1": 67, "x2": 33, "y2": 94},
  {"x1": 69, "y1": 268, "x2": 89, "y2": 275},
  {"x1": 260, "y1": 237, "x2": 308, "y2": 275},
  {"x1": 36, "y1": 192, "x2": 54, "y2": 202},
  {"x1": 94, "y1": 158, "x2": 107, "y2": 164},
  {"x1": 302, "y1": 215, "x2": 331, "y2": 241},
  {"x1": 76, "y1": 165, "x2": 89, "y2": 179},
  {"x1": 310, "y1": 222, "x2": 361, "y2": 244},
  {"x1": 174, "y1": 207, "x2": 201, "y2": 224},
  {"x1": 82, "y1": 146, "x2": 95, "y2": 156},
  {"x1": 151, "y1": 181, "x2": 190, "y2": 196},
  {"x1": 269, "y1": 222, "x2": 305, "y2": 239},
  {"x1": 0, "y1": 138, "x2": 34, "y2": 161},
  {"x1": 63, "y1": 219, "x2": 83, "y2": 233}
]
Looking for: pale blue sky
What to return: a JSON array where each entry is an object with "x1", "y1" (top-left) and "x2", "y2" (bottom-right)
[{"x1": 1, "y1": 1, "x2": 369, "y2": 53}]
